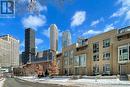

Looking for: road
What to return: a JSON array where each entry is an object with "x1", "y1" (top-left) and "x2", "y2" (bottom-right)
[{"x1": 3, "y1": 78, "x2": 74, "y2": 87}]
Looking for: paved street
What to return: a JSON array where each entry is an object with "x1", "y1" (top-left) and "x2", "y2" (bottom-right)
[{"x1": 3, "y1": 78, "x2": 74, "y2": 87}]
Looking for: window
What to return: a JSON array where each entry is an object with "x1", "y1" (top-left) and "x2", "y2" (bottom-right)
[
  {"x1": 69, "y1": 58, "x2": 73, "y2": 65},
  {"x1": 93, "y1": 64, "x2": 99, "y2": 75},
  {"x1": 118, "y1": 45, "x2": 129, "y2": 62},
  {"x1": 103, "y1": 39, "x2": 110, "y2": 48},
  {"x1": 79, "y1": 54, "x2": 86, "y2": 66},
  {"x1": 93, "y1": 54, "x2": 99, "y2": 61},
  {"x1": 74, "y1": 56, "x2": 79, "y2": 66},
  {"x1": 103, "y1": 64, "x2": 110, "y2": 74},
  {"x1": 103, "y1": 52, "x2": 110, "y2": 60},
  {"x1": 93, "y1": 42, "x2": 99, "y2": 53},
  {"x1": 69, "y1": 50, "x2": 73, "y2": 58},
  {"x1": 64, "y1": 51, "x2": 68, "y2": 57},
  {"x1": 64, "y1": 60, "x2": 68, "y2": 66},
  {"x1": 74, "y1": 54, "x2": 86, "y2": 67}
]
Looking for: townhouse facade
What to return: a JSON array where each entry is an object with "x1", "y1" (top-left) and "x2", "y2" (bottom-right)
[
  {"x1": 56, "y1": 26, "x2": 130, "y2": 76},
  {"x1": 17, "y1": 26, "x2": 130, "y2": 76}
]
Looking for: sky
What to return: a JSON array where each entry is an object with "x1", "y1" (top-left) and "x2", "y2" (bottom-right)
[{"x1": 0, "y1": 0, "x2": 130, "y2": 53}]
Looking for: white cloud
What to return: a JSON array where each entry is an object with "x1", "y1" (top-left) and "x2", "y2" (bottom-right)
[
  {"x1": 91, "y1": 18, "x2": 104, "y2": 26},
  {"x1": 110, "y1": 0, "x2": 130, "y2": 22},
  {"x1": 83, "y1": 30, "x2": 102, "y2": 36},
  {"x1": 104, "y1": 24, "x2": 115, "y2": 32},
  {"x1": 71, "y1": 11, "x2": 86, "y2": 27},
  {"x1": 42, "y1": 28, "x2": 50, "y2": 38},
  {"x1": 83, "y1": 23, "x2": 115, "y2": 36},
  {"x1": 36, "y1": 38, "x2": 43, "y2": 46},
  {"x1": 125, "y1": 10, "x2": 130, "y2": 21},
  {"x1": 110, "y1": 7, "x2": 128, "y2": 18},
  {"x1": 117, "y1": 0, "x2": 130, "y2": 7},
  {"x1": 22, "y1": 15, "x2": 46, "y2": 30},
  {"x1": 91, "y1": 20, "x2": 100, "y2": 26}
]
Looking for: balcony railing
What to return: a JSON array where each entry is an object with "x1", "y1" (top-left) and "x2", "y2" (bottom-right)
[{"x1": 118, "y1": 26, "x2": 130, "y2": 34}]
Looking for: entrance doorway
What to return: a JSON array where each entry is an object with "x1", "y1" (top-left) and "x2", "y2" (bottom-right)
[{"x1": 120, "y1": 64, "x2": 127, "y2": 75}]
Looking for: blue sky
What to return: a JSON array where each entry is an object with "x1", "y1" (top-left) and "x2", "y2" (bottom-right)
[{"x1": 0, "y1": 0, "x2": 130, "y2": 53}]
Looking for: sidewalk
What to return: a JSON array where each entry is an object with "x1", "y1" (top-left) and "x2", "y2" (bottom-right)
[{"x1": 17, "y1": 76, "x2": 130, "y2": 87}]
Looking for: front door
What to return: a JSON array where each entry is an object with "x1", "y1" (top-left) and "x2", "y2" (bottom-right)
[{"x1": 120, "y1": 64, "x2": 127, "y2": 75}]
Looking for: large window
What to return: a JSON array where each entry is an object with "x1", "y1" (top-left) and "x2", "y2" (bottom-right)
[
  {"x1": 118, "y1": 45, "x2": 129, "y2": 62},
  {"x1": 103, "y1": 52, "x2": 110, "y2": 60},
  {"x1": 74, "y1": 54, "x2": 86, "y2": 67},
  {"x1": 93, "y1": 54, "x2": 99, "y2": 61},
  {"x1": 93, "y1": 42, "x2": 99, "y2": 53},
  {"x1": 103, "y1": 39, "x2": 110, "y2": 48},
  {"x1": 79, "y1": 54, "x2": 86, "y2": 66}
]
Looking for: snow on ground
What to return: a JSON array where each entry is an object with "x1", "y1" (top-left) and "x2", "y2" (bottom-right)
[
  {"x1": 17, "y1": 76, "x2": 130, "y2": 87},
  {"x1": 0, "y1": 78, "x2": 5, "y2": 87}
]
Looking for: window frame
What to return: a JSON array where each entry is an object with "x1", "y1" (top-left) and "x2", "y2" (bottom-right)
[
  {"x1": 103, "y1": 52, "x2": 110, "y2": 60},
  {"x1": 103, "y1": 38, "x2": 110, "y2": 48},
  {"x1": 93, "y1": 42, "x2": 99, "y2": 53},
  {"x1": 93, "y1": 54, "x2": 99, "y2": 61},
  {"x1": 118, "y1": 44, "x2": 129, "y2": 63}
]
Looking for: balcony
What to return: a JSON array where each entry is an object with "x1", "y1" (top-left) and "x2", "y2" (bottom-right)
[
  {"x1": 118, "y1": 26, "x2": 130, "y2": 34},
  {"x1": 117, "y1": 26, "x2": 130, "y2": 41},
  {"x1": 76, "y1": 45, "x2": 88, "y2": 52}
]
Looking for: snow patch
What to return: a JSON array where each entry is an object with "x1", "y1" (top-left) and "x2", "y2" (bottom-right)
[
  {"x1": 17, "y1": 76, "x2": 130, "y2": 87},
  {"x1": 0, "y1": 78, "x2": 5, "y2": 87}
]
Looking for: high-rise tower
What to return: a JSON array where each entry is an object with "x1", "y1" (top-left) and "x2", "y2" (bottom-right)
[
  {"x1": 25, "y1": 28, "x2": 35, "y2": 63},
  {"x1": 62, "y1": 31, "x2": 71, "y2": 48},
  {"x1": 50, "y1": 24, "x2": 58, "y2": 52}
]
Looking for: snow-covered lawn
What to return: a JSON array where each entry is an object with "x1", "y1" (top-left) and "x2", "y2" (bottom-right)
[
  {"x1": 0, "y1": 78, "x2": 5, "y2": 87},
  {"x1": 17, "y1": 76, "x2": 130, "y2": 87}
]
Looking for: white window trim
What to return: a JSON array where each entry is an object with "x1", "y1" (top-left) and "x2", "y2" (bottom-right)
[{"x1": 118, "y1": 43, "x2": 130, "y2": 63}]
